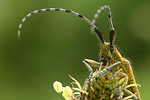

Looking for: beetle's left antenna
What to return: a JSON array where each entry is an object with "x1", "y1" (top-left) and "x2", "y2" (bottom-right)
[
  {"x1": 91, "y1": 5, "x2": 115, "y2": 45},
  {"x1": 17, "y1": 8, "x2": 105, "y2": 43}
]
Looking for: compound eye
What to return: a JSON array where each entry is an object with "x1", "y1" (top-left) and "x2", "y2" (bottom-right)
[
  {"x1": 100, "y1": 57, "x2": 105, "y2": 62},
  {"x1": 110, "y1": 45, "x2": 114, "y2": 53}
]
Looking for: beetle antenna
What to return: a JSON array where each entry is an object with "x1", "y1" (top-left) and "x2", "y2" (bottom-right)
[
  {"x1": 91, "y1": 5, "x2": 115, "y2": 45},
  {"x1": 17, "y1": 8, "x2": 105, "y2": 43},
  {"x1": 107, "y1": 6, "x2": 115, "y2": 45}
]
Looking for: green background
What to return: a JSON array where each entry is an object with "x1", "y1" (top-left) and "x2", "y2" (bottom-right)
[{"x1": 0, "y1": 0, "x2": 150, "y2": 100}]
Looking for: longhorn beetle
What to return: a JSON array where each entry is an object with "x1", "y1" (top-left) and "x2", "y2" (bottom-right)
[
  {"x1": 17, "y1": 5, "x2": 141, "y2": 100},
  {"x1": 87, "y1": 5, "x2": 141, "y2": 99}
]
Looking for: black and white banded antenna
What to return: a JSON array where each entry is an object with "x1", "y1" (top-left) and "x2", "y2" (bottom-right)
[
  {"x1": 90, "y1": 5, "x2": 115, "y2": 46},
  {"x1": 18, "y1": 8, "x2": 105, "y2": 44}
]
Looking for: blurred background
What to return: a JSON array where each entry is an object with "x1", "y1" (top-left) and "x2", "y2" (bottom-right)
[{"x1": 0, "y1": 0, "x2": 150, "y2": 100}]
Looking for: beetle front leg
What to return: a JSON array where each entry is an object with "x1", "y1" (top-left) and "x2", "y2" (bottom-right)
[
  {"x1": 82, "y1": 58, "x2": 102, "y2": 85},
  {"x1": 96, "y1": 61, "x2": 122, "y2": 78},
  {"x1": 83, "y1": 59, "x2": 101, "y2": 67},
  {"x1": 82, "y1": 60, "x2": 94, "y2": 91},
  {"x1": 83, "y1": 60, "x2": 93, "y2": 82},
  {"x1": 83, "y1": 59, "x2": 104, "y2": 72}
]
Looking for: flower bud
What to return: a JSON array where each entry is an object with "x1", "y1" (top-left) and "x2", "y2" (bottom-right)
[
  {"x1": 62, "y1": 86, "x2": 72, "y2": 100},
  {"x1": 53, "y1": 81, "x2": 63, "y2": 93}
]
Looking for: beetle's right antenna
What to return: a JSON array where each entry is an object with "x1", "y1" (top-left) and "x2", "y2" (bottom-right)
[
  {"x1": 91, "y1": 5, "x2": 115, "y2": 45},
  {"x1": 17, "y1": 8, "x2": 105, "y2": 43}
]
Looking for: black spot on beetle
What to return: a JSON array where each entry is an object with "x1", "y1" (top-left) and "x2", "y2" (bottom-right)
[
  {"x1": 65, "y1": 10, "x2": 71, "y2": 12},
  {"x1": 55, "y1": 8, "x2": 60, "y2": 11},
  {"x1": 78, "y1": 14, "x2": 83, "y2": 18}
]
